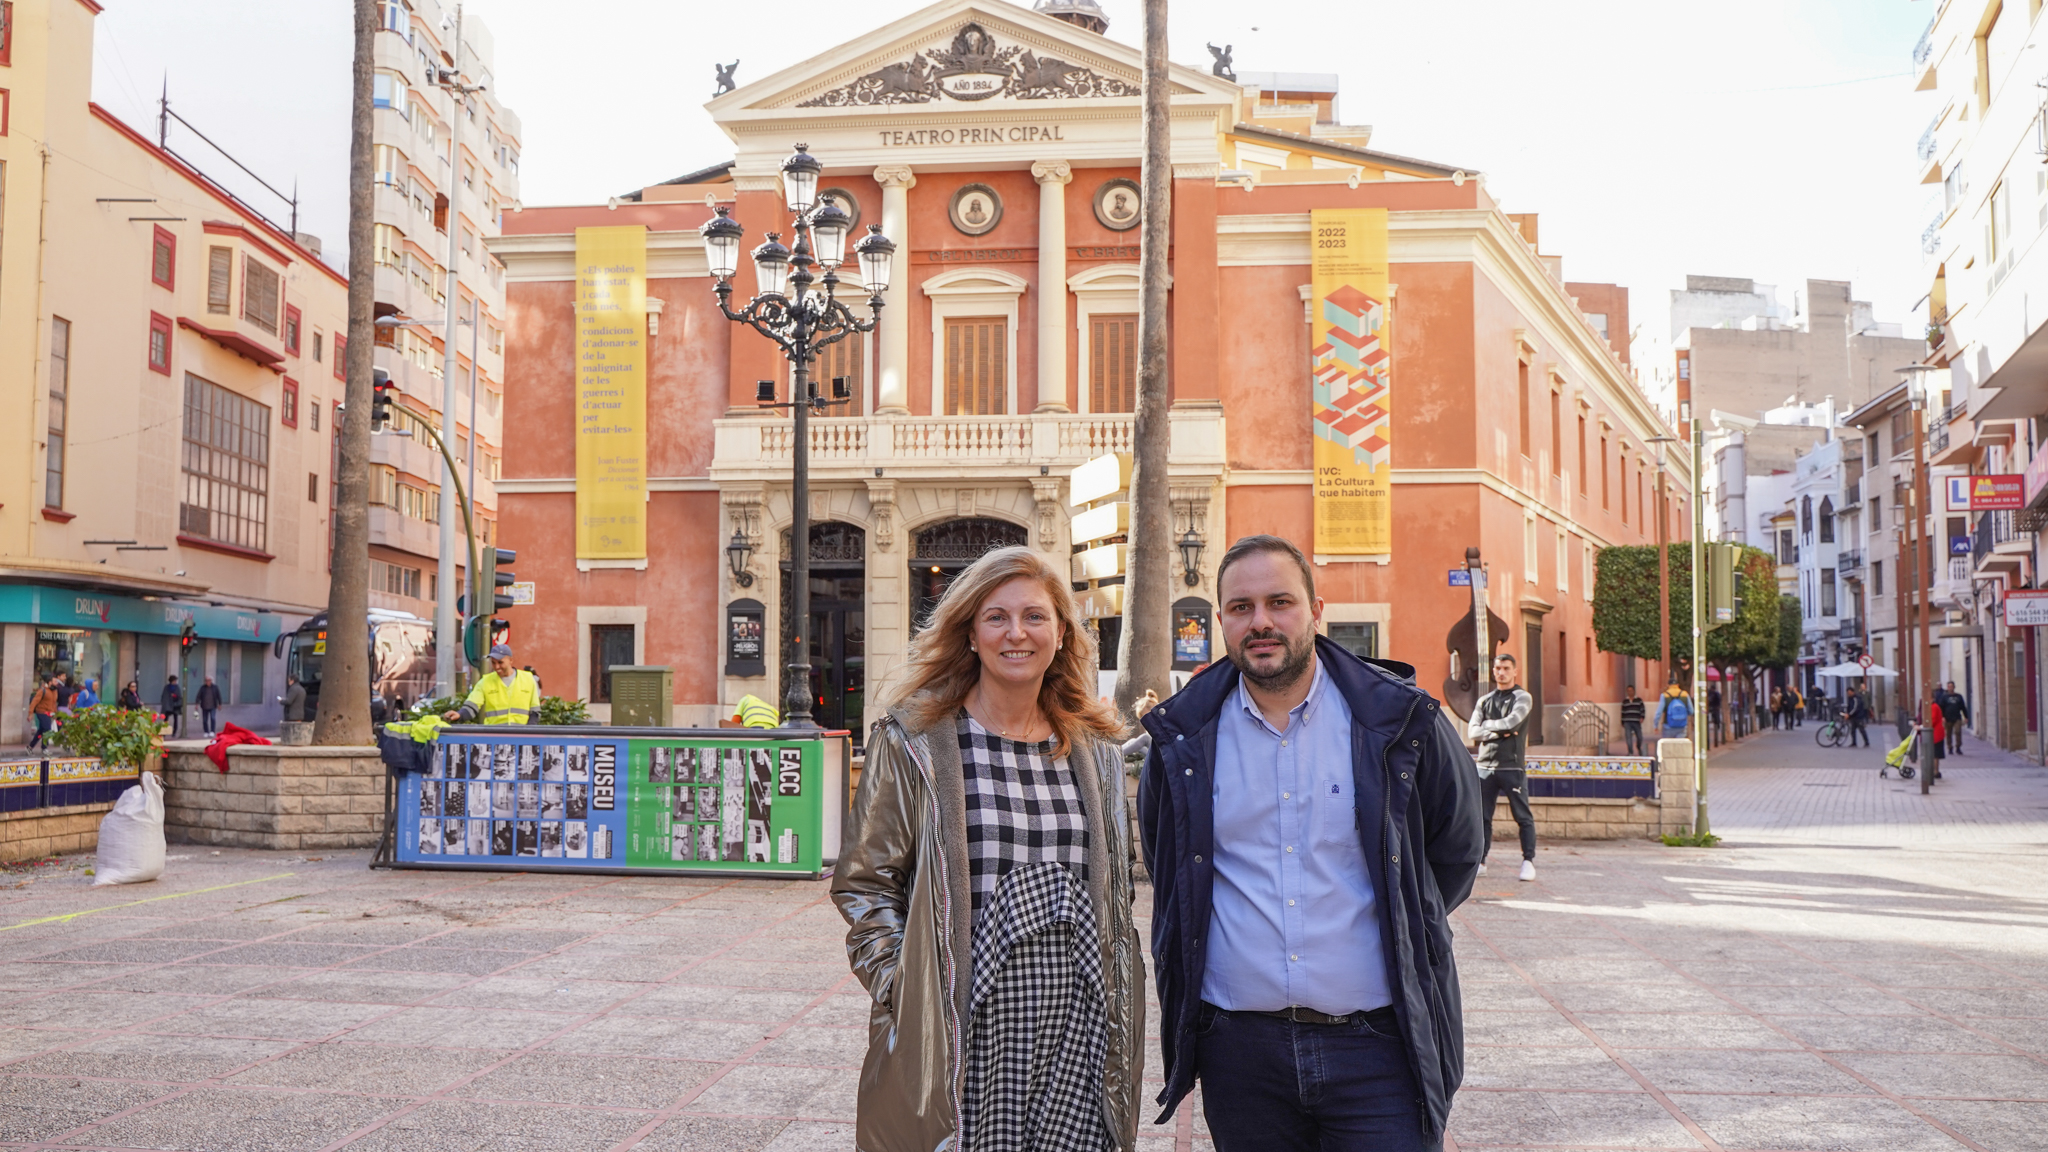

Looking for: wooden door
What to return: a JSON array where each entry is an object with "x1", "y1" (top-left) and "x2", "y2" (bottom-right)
[
  {"x1": 1091, "y1": 313, "x2": 1136, "y2": 413},
  {"x1": 944, "y1": 317, "x2": 1006, "y2": 415}
]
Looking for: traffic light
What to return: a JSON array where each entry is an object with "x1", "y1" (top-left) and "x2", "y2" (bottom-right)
[
  {"x1": 463, "y1": 547, "x2": 518, "y2": 667},
  {"x1": 178, "y1": 620, "x2": 198, "y2": 658},
  {"x1": 370, "y1": 368, "x2": 396, "y2": 430}
]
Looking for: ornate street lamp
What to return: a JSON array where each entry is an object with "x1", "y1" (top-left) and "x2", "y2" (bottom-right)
[
  {"x1": 700, "y1": 144, "x2": 896, "y2": 728},
  {"x1": 1177, "y1": 524, "x2": 1205, "y2": 587},
  {"x1": 726, "y1": 526, "x2": 755, "y2": 588}
]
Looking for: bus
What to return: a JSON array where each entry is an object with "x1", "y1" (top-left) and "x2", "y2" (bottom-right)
[{"x1": 278, "y1": 610, "x2": 437, "y2": 720}]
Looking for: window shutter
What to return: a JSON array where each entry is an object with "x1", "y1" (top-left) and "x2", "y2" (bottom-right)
[
  {"x1": 207, "y1": 247, "x2": 232, "y2": 314},
  {"x1": 946, "y1": 321, "x2": 962, "y2": 415}
]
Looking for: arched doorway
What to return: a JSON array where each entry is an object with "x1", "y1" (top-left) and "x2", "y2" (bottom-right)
[
  {"x1": 910, "y1": 518, "x2": 1029, "y2": 630},
  {"x1": 780, "y1": 522, "x2": 866, "y2": 736}
]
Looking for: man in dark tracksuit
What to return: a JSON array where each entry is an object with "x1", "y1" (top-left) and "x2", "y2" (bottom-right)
[
  {"x1": 1467, "y1": 653, "x2": 1537, "y2": 882},
  {"x1": 1940, "y1": 682, "x2": 1969, "y2": 755}
]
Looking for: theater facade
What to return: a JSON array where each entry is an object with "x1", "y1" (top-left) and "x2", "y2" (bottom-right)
[{"x1": 489, "y1": 0, "x2": 1688, "y2": 737}]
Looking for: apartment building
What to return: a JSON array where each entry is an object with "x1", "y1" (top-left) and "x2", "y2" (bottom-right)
[
  {"x1": 1907, "y1": 0, "x2": 2048, "y2": 753},
  {"x1": 0, "y1": 0, "x2": 348, "y2": 740},
  {"x1": 365, "y1": 0, "x2": 521, "y2": 622}
]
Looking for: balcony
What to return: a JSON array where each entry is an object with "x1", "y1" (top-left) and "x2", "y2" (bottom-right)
[
  {"x1": 709, "y1": 410, "x2": 1226, "y2": 484},
  {"x1": 1974, "y1": 509, "x2": 2030, "y2": 577},
  {"x1": 1913, "y1": 16, "x2": 1935, "y2": 67},
  {"x1": 1838, "y1": 616, "x2": 1861, "y2": 641},
  {"x1": 1837, "y1": 548, "x2": 1864, "y2": 573},
  {"x1": 1922, "y1": 210, "x2": 1944, "y2": 258},
  {"x1": 1918, "y1": 115, "x2": 1939, "y2": 164},
  {"x1": 1837, "y1": 477, "x2": 1861, "y2": 511}
]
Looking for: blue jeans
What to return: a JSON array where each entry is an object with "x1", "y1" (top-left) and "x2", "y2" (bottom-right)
[{"x1": 1195, "y1": 1003, "x2": 1436, "y2": 1152}]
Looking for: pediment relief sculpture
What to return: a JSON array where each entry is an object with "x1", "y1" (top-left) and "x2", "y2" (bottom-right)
[{"x1": 796, "y1": 22, "x2": 1138, "y2": 107}]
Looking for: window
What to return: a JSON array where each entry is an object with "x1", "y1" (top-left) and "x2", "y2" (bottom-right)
[
  {"x1": 1801, "y1": 495, "x2": 1814, "y2": 538},
  {"x1": 372, "y1": 70, "x2": 407, "y2": 111},
  {"x1": 1524, "y1": 517, "x2": 1539, "y2": 581},
  {"x1": 1556, "y1": 530, "x2": 1569, "y2": 593},
  {"x1": 242, "y1": 257, "x2": 280, "y2": 335},
  {"x1": 370, "y1": 465, "x2": 397, "y2": 508},
  {"x1": 1559, "y1": 630, "x2": 1567, "y2": 685},
  {"x1": 816, "y1": 330, "x2": 866, "y2": 417},
  {"x1": 1517, "y1": 360, "x2": 1531, "y2": 456},
  {"x1": 179, "y1": 373, "x2": 270, "y2": 552},
  {"x1": 151, "y1": 226, "x2": 176, "y2": 290},
  {"x1": 373, "y1": 143, "x2": 405, "y2": 187},
  {"x1": 398, "y1": 483, "x2": 438, "y2": 523},
  {"x1": 1327, "y1": 622, "x2": 1379, "y2": 660},
  {"x1": 373, "y1": 559, "x2": 422, "y2": 599},
  {"x1": 373, "y1": 223, "x2": 402, "y2": 267},
  {"x1": 1582, "y1": 544, "x2": 1594, "y2": 601},
  {"x1": 1874, "y1": 560, "x2": 1884, "y2": 595},
  {"x1": 1637, "y1": 469, "x2": 1645, "y2": 532},
  {"x1": 308, "y1": 472, "x2": 319, "y2": 503},
  {"x1": 1550, "y1": 388, "x2": 1561, "y2": 475},
  {"x1": 1819, "y1": 497, "x2": 1835, "y2": 542},
  {"x1": 284, "y1": 306, "x2": 301, "y2": 356},
  {"x1": 1870, "y1": 495, "x2": 1882, "y2": 532},
  {"x1": 944, "y1": 317, "x2": 1007, "y2": 415},
  {"x1": 1890, "y1": 409, "x2": 1910, "y2": 454},
  {"x1": 1601, "y1": 435, "x2": 1610, "y2": 508},
  {"x1": 0, "y1": 3, "x2": 12, "y2": 67},
  {"x1": 1778, "y1": 528, "x2": 1795, "y2": 564},
  {"x1": 309, "y1": 399, "x2": 320, "y2": 432},
  {"x1": 334, "y1": 335, "x2": 346, "y2": 379},
  {"x1": 46, "y1": 317, "x2": 68, "y2": 509},
  {"x1": 313, "y1": 331, "x2": 324, "y2": 362},
  {"x1": 1577, "y1": 415, "x2": 1587, "y2": 492},
  {"x1": 207, "y1": 247, "x2": 233, "y2": 313},
  {"x1": 147, "y1": 312, "x2": 173, "y2": 375},
  {"x1": 1990, "y1": 181, "x2": 2012, "y2": 262},
  {"x1": 281, "y1": 378, "x2": 298, "y2": 428},
  {"x1": 1586, "y1": 313, "x2": 1609, "y2": 341},
  {"x1": 1091, "y1": 313, "x2": 1136, "y2": 414},
  {"x1": 589, "y1": 624, "x2": 636, "y2": 704},
  {"x1": 1821, "y1": 569, "x2": 1837, "y2": 616},
  {"x1": 1618, "y1": 453, "x2": 1629, "y2": 524}
]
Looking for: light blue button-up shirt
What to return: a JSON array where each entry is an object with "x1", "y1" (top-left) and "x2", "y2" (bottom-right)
[{"x1": 1201, "y1": 657, "x2": 1392, "y2": 1014}]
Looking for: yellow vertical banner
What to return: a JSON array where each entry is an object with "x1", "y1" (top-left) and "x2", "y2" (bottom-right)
[
  {"x1": 575, "y1": 226, "x2": 647, "y2": 560},
  {"x1": 1310, "y1": 208, "x2": 1392, "y2": 557}
]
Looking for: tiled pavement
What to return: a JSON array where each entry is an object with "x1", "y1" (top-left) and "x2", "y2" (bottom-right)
[{"x1": 0, "y1": 729, "x2": 2044, "y2": 1149}]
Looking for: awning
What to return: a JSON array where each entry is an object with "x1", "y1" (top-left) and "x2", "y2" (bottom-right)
[
  {"x1": 177, "y1": 318, "x2": 285, "y2": 371},
  {"x1": 1817, "y1": 662, "x2": 1900, "y2": 678},
  {"x1": 0, "y1": 584, "x2": 283, "y2": 642}
]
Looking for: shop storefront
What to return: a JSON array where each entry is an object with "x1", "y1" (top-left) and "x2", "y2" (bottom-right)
[{"x1": 0, "y1": 585, "x2": 286, "y2": 743}]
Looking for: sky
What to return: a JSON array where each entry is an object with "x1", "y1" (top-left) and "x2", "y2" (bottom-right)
[{"x1": 89, "y1": 0, "x2": 1939, "y2": 338}]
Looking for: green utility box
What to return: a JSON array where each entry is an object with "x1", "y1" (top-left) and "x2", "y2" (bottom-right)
[{"x1": 608, "y1": 666, "x2": 673, "y2": 728}]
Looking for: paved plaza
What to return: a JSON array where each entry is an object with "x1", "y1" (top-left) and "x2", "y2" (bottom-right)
[{"x1": 0, "y1": 729, "x2": 2045, "y2": 1150}]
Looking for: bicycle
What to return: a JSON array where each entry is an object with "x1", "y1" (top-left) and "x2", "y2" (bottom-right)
[{"x1": 1814, "y1": 717, "x2": 1847, "y2": 748}]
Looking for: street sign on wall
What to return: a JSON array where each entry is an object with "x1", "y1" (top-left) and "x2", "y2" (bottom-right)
[
  {"x1": 1947, "y1": 475, "x2": 2025, "y2": 510},
  {"x1": 2007, "y1": 590, "x2": 2048, "y2": 628}
]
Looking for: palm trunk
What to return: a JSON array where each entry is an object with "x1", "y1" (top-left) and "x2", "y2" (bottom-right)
[
  {"x1": 314, "y1": 0, "x2": 378, "y2": 746},
  {"x1": 1115, "y1": 0, "x2": 1172, "y2": 717}
]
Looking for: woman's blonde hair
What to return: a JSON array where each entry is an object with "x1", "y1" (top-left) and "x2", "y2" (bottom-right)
[{"x1": 891, "y1": 545, "x2": 1123, "y2": 755}]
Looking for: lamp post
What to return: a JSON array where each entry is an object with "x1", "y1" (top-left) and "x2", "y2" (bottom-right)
[
  {"x1": 700, "y1": 145, "x2": 896, "y2": 727},
  {"x1": 1900, "y1": 364, "x2": 1940, "y2": 794}
]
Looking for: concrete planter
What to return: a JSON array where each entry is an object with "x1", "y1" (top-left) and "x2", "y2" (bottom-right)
[{"x1": 161, "y1": 744, "x2": 385, "y2": 851}]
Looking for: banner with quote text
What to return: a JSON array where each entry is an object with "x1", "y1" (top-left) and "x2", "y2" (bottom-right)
[
  {"x1": 575, "y1": 226, "x2": 647, "y2": 560},
  {"x1": 1310, "y1": 208, "x2": 1392, "y2": 557}
]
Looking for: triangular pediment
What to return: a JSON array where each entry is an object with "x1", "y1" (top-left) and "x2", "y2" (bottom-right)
[{"x1": 709, "y1": 0, "x2": 1233, "y2": 121}]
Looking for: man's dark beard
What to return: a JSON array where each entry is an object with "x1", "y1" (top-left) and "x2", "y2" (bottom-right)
[{"x1": 1230, "y1": 628, "x2": 1314, "y2": 693}]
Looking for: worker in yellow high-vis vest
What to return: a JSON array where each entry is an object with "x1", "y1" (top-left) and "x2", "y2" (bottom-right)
[
  {"x1": 444, "y1": 644, "x2": 541, "y2": 725},
  {"x1": 731, "y1": 693, "x2": 779, "y2": 729}
]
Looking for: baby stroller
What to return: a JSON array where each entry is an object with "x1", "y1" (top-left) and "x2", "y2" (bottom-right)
[{"x1": 1881, "y1": 731, "x2": 1920, "y2": 780}]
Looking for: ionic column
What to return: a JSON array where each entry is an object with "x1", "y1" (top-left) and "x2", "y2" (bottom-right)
[
  {"x1": 1032, "y1": 159, "x2": 1073, "y2": 413},
  {"x1": 873, "y1": 165, "x2": 916, "y2": 415}
]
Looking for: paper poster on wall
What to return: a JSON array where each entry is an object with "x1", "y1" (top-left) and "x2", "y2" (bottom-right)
[
  {"x1": 1310, "y1": 208, "x2": 1392, "y2": 557},
  {"x1": 574, "y1": 225, "x2": 648, "y2": 560}
]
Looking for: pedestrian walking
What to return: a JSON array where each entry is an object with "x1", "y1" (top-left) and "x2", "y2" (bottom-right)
[
  {"x1": 1927, "y1": 698, "x2": 1947, "y2": 779},
  {"x1": 834, "y1": 546, "x2": 1142, "y2": 1152},
  {"x1": 1138, "y1": 535, "x2": 1484, "y2": 1151},
  {"x1": 118, "y1": 680, "x2": 142, "y2": 710},
  {"x1": 1620, "y1": 686, "x2": 1646, "y2": 755},
  {"x1": 1939, "y1": 681, "x2": 1969, "y2": 755},
  {"x1": 1469, "y1": 653, "x2": 1538, "y2": 881},
  {"x1": 1791, "y1": 685, "x2": 1805, "y2": 728},
  {"x1": 1844, "y1": 686, "x2": 1871, "y2": 747},
  {"x1": 53, "y1": 675, "x2": 75, "y2": 713},
  {"x1": 196, "y1": 676, "x2": 224, "y2": 737},
  {"x1": 1706, "y1": 684, "x2": 1724, "y2": 746},
  {"x1": 1656, "y1": 684, "x2": 1692, "y2": 742},
  {"x1": 159, "y1": 676, "x2": 184, "y2": 739},
  {"x1": 281, "y1": 675, "x2": 307, "y2": 723},
  {"x1": 1768, "y1": 687, "x2": 1783, "y2": 730},
  {"x1": 25, "y1": 677, "x2": 59, "y2": 750}
]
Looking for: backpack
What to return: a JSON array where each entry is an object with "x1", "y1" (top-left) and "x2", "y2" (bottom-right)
[{"x1": 1661, "y1": 696, "x2": 1691, "y2": 728}]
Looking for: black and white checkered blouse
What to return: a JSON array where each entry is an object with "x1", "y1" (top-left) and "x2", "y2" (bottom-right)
[{"x1": 958, "y1": 711, "x2": 1091, "y2": 916}]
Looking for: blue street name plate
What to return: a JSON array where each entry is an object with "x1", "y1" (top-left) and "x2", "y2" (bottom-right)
[{"x1": 1449, "y1": 569, "x2": 1472, "y2": 586}]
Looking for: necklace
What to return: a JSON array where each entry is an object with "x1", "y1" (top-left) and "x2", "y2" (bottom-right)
[{"x1": 970, "y1": 689, "x2": 1047, "y2": 742}]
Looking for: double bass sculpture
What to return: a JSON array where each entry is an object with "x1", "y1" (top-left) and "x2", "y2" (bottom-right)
[{"x1": 1443, "y1": 546, "x2": 1511, "y2": 720}]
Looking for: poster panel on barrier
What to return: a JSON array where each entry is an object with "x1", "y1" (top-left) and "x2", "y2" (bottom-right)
[{"x1": 393, "y1": 730, "x2": 835, "y2": 876}]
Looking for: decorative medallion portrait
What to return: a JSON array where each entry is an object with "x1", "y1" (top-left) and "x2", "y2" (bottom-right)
[
  {"x1": 1094, "y1": 178, "x2": 1141, "y2": 231},
  {"x1": 949, "y1": 184, "x2": 1003, "y2": 236},
  {"x1": 817, "y1": 187, "x2": 862, "y2": 230}
]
